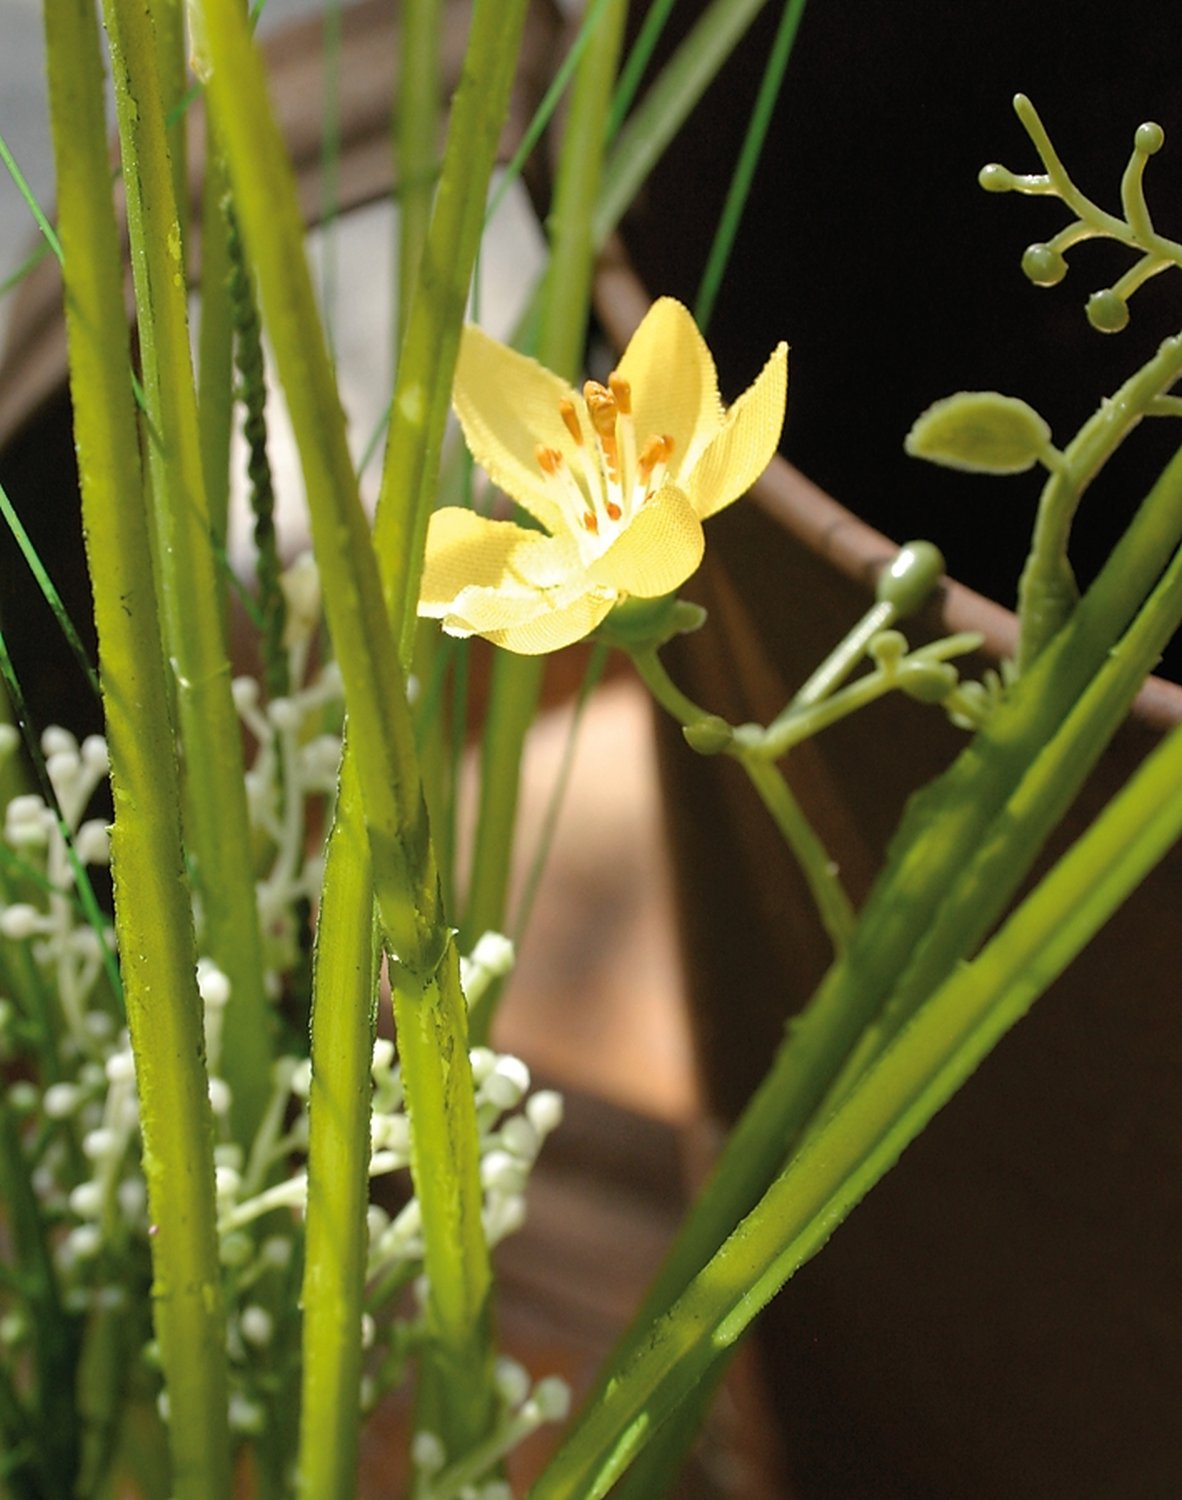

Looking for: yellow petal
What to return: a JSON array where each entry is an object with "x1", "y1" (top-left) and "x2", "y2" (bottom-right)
[
  {"x1": 418, "y1": 507, "x2": 579, "y2": 613},
  {"x1": 452, "y1": 325, "x2": 580, "y2": 536},
  {"x1": 471, "y1": 590, "x2": 616, "y2": 655},
  {"x1": 616, "y1": 298, "x2": 724, "y2": 478},
  {"x1": 686, "y1": 341, "x2": 787, "y2": 520},
  {"x1": 586, "y1": 486, "x2": 704, "y2": 599}
]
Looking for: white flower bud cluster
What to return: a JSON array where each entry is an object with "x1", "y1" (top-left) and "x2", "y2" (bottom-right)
[
  {"x1": 231, "y1": 644, "x2": 345, "y2": 993},
  {"x1": 408, "y1": 1356, "x2": 572, "y2": 1500},
  {"x1": 0, "y1": 726, "x2": 115, "y2": 1058}
]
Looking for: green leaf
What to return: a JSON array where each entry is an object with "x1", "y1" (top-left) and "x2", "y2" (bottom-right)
[{"x1": 905, "y1": 390, "x2": 1053, "y2": 474}]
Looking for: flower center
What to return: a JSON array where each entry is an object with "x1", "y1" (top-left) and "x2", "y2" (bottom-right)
[{"x1": 534, "y1": 373, "x2": 674, "y2": 547}]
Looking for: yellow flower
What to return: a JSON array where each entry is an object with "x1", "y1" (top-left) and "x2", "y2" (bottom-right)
[{"x1": 418, "y1": 297, "x2": 788, "y2": 654}]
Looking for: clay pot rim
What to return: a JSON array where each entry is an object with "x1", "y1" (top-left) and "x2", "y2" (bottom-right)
[{"x1": 592, "y1": 238, "x2": 1182, "y2": 732}]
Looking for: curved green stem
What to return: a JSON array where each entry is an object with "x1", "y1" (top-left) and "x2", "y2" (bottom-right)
[
  {"x1": 1017, "y1": 329, "x2": 1182, "y2": 667},
  {"x1": 630, "y1": 646, "x2": 855, "y2": 952}
]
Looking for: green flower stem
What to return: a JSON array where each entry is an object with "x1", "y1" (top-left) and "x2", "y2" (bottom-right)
[
  {"x1": 102, "y1": 0, "x2": 273, "y2": 1145},
  {"x1": 196, "y1": 0, "x2": 515, "y2": 1466},
  {"x1": 152, "y1": 0, "x2": 188, "y2": 249},
  {"x1": 1017, "y1": 329, "x2": 1182, "y2": 667},
  {"x1": 531, "y1": 707, "x2": 1182, "y2": 1500},
  {"x1": 631, "y1": 646, "x2": 855, "y2": 951},
  {"x1": 395, "y1": 0, "x2": 442, "y2": 355},
  {"x1": 44, "y1": 3, "x2": 231, "y2": 1495},
  {"x1": 296, "y1": 749, "x2": 378, "y2": 1500},
  {"x1": 594, "y1": 0, "x2": 773, "y2": 246},
  {"x1": 463, "y1": 0, "x2": 627, "y2": 999}
]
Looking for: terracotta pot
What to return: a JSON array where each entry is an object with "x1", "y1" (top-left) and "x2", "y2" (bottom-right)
[{"x1": 596, "y1": 161, "x2": 1182, "y2": 1500}]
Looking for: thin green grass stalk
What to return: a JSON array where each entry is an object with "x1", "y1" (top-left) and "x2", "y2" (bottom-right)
[
  {"x1": 607, "y1": 0, "x2": 678, "y2": 138},
  {"x1": 396, "y1": 0, "x2": 442, "y2": 355},
  {"x1": 594, "y1": 0, "x2": 773, "y2": 246},
  {"x1": 0, "y1": 131, "x2": 64, "y2": 263},
  {"x1": 485, "y1": 0, "x2": 621, "y2": 228},
  {"x1": 463, "y1": 0, "x2": 628, "y2": 1002},
  {"x1": 530, "y1": 705, "x2": 1182, "y2": 1499},
  {"x1": 102, "y1": 0, "x2": 274, "y2": 1145},
  {"x1": 0, "y1": 477, "x2": 100, "y2": 701},
  {"x1": 195, "y1": 0, "x2": 510, "y2": 1464},
  {"x1": 43, "y1": 3, "x2": 231, "y2": 1494},
  {"x1": 693, "y1": 0, "x2": 808, "y2": 333}
]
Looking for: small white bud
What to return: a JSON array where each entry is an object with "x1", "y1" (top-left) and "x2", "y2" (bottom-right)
[
  {"x1": 105, "y1": 1048, "x2": 136, "y2": 1085},
  {"x1": 483, "y1": 1055, "x2": 530, "y2": 1110},
  {"x1": 494, "y1": 1357, "x2": 531, "y2": 1408},
  {"x1": 411, "y1": 1431, "x2": 446, "y2": 1474},
  {"x1": 82, "y1": 1127, "x2": 117, "y2": 1162},
  {"x1": 196, "y1": 960, "x2": 232, "y2": 1009},
  {"x1": 42, "y1": 1082, "x2": 81, "y2": 1119},
  {"x1": 526, "y1": 1090, "x2": 564, "y2": 1138},
  {"x1": 69, "y1": 1181, "x2": 105, "y2": 1219},
  {"x1": 208, "y1": 1077, "x2": 233, "y2": 1117},
  {"x1": 74, "y1": 819, "x2": 110, "y2": 865},
  {"x1": 239, "y1": 1305, "x2": 274, "y2": 1347},
  {"x1": 0, "y1": 904, "x2": 45, "y2": 940},
  {"x1": 532, "y1": 1376, "x2": 572, "y2": 1423},
  {"x1": 67, "y1": 1223, "x2": 103, "y2": 1260}
]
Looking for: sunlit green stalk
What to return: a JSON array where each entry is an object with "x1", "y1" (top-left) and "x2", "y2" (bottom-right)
[
  {"x1": 463, "y1": 0, "x2": 628, "y2": 998},
  {"x1": 196, "y1": 0, "x2": 513, "y2": 1465},
  {"x1": 103, "y1": 0, "x2": 273, "y2": 1144},
  {"x1": 531, "y1": 706, "x2": 1182, "y2": 1499},
  {"x1": 296, "y1": 750, "x2": 378, "y2": 1500},
  {"x1": 197, "y1": 123, "x2": 235, "y2": 551},
  {"x1": 43, "y1": 4, "x2": 231, "y2": 1495},
  {"x1": 153, "y1": 0, "x2": 188, "y2": 249}
]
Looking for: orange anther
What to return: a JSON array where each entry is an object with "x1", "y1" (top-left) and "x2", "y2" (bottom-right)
[
  {"x1": 583, "y1": 511, "x2": 599, "y2": 534},
  {"x1": 535, "y1": 444, "x2": 563, "y2": 475},
  {"x1": 638, "y1": 434, "x2": 666, "y2": 475},
  {"x1": 583, "y1": 382, "x2": 617, "y2": 440},
  {"x1": 560, "y1": 399, "x2": 584, "y2": 446},
  {"x1": 605, "y1": 499, "x2": 622, "y2": 521},
  {"x1": 608, "y1": 373, "x2": 632, "y2": 415}
]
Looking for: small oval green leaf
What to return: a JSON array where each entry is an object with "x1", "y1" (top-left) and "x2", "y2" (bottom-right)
[{"x1": 905, "y1": 391, "x2": 1052, "y2": 474}]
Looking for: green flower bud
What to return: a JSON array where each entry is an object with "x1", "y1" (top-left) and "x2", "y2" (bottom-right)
[
  {"x1": 1087, "y1": 288, "x2": 1130, "y2": 333},
  {"x1": 900, "y1": 662, "x2": 959, "y2": 703},
  {"x1": 978, "y1": 163, "x2": 1014, "y2": 193},
  {"x1": 875, "y1": 542, "x2": 945, "y2": 618},
  {"x1": 683, "y1": 716, "x2": 733, "y2": 755},
  {"x1": 905, "y1": 391, "x2": 1052, "y2": 474},
  {"x1": 1021, "y1": 243, "x2": 1068, "y2": 287},
  {"x1": 1135, "y1": 121, "x2": 1165, "y2": 156}
]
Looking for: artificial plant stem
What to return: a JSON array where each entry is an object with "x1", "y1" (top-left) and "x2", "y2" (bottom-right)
[
  {"x1": 1017, "y1": 328, "x2": 1182, "y2": 667},
  {"x1": 376, "y1": 0, "x2": 533, "y2": 661},
  {"x1": 828, "y1": 523, "x2": 1182, "y2": 1107},
  {"x1": 631, "y1": 646, "x2": 854, "y2": 950},
  {"x1": 395, "y1": 0, "x2": 442, "y2": 356},
  {"x1": 572, "y1": 440, "x2": 1182, "y2": 1465},
  {"x1": 197, "y1": 0, "x2": 498, "y2": 1463},
  {"x1": 43, "y1": 3, "x2": 231, "y2": 1495},
  {"x1": 594, "y1": 0, "x2": 773, "y2": 246},
  {"x1": 693, "y1": 0, "x2": 808, "y2": 333},
  {"x1": 196, "y1": 122, "x2": 235, "y2": 551},
  {"x1": 102, "y1": 0, "x2": 273, "y2": 1144},
  {"x1": 531, "y1": 711, "x2": 1182, "y2": 1500},
  {"x1": 296, "y1": 751, "x2": 377, "y2": 1500},
  {"x1": 153, "y1": 0, "x2": 188, "y2": 251},
  {"x1": 463, "y1": 0, "x2": 628, "y2": 986}
]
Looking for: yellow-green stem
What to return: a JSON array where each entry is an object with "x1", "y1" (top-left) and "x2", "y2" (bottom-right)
[{"x1": 44, "y1": 3, "x2": 231, "y2": 1494}]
